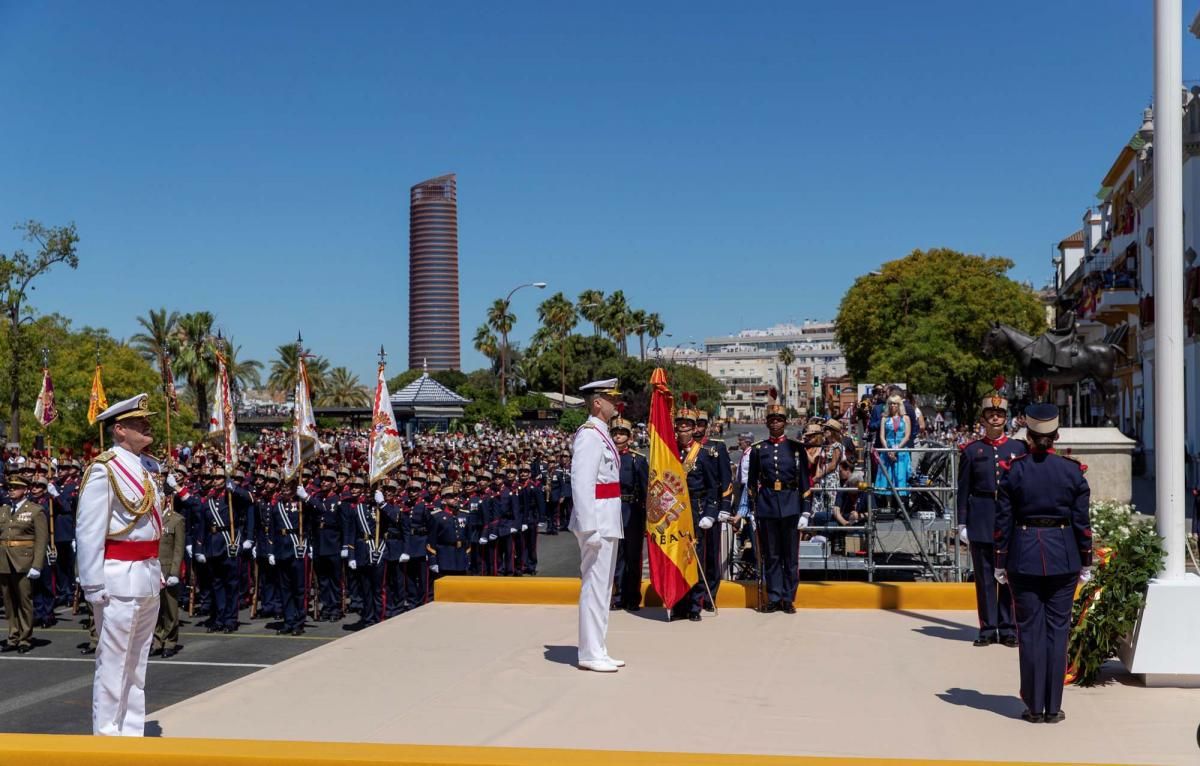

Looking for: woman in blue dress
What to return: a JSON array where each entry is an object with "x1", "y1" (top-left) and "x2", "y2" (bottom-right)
[{"x1": 874, "y1": 394, "x2": 911, "y2": 498}]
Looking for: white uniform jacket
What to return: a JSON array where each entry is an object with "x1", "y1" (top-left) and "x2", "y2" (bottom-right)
[
  {"x1": 75, "y1": 446, "x2": 164, "y2": 598},
  {"x1": 568, "y1": 416, "x2": 624, "y2": 539}
]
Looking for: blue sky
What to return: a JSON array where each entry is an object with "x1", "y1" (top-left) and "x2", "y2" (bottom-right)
[{"x1": 0, "y1": 2, "x2": 1182, "y2": 383}]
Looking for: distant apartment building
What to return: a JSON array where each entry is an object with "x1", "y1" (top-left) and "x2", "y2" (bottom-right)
[{"x1": 408, "y1": 174, "x2": 461, "y2": 371}]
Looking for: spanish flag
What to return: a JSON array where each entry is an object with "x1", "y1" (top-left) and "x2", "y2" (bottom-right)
[
  {"x1": 645, "y1": 368, "x2": 699, "y2": 609},
  {"x1": 87, "y1": 365, "x2": 108, "y2": 425}
]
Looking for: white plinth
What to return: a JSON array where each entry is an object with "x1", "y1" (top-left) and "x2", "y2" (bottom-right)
[
  {"x1": 1118, "y1": 573, "x2": 1200, "y2": 686},
  {"x1": 1055, "y1": 427, "x2": 1135, "y2": 503}
]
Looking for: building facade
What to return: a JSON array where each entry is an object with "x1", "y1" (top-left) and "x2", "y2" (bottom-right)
[{"x1": 409, "y1": 174, "x2": 461, "y2": 371}]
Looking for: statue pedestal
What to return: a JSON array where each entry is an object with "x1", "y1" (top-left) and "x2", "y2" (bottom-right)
[
  {"x1": 1054, "y1": 427, "x2": 1135, "y2": 503},
  {"x1": 1118, "y1": 574, "x2": 1200, "y2": 686}
]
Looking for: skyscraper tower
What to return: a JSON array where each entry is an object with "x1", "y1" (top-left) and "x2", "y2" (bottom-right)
[{"x1": 408, "y1": 173, "x2": 461, "y2": 371}]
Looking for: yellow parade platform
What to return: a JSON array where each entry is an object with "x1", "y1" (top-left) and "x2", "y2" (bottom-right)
[
  {"x1": 432, "y1": 575, "x2": 978, "y2": 611},
  {"x1": 118, "y1": 597, "x2": 1188, "y2": 765}
]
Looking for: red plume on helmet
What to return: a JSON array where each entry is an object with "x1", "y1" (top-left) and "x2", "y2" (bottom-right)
[
  {"x1": 768, "y1": 386, "x2": 778, "y2": 403},
  {"x1": 615, "y1": 402, "x2": 626, "y2": 415},
  {"x1": 993, "y1": 375, "x2": 1006, "y2": 392},
  {"x1": 1034, "y1": 379, "x2": 1050, "y2": 398}
]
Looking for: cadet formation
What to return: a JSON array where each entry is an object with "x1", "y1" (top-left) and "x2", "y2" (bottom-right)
[{"x1": 0, "y1": 381, "x2": 1089, "y2": 724}]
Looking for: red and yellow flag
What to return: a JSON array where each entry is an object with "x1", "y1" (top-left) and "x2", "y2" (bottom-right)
[
  {"x1": 645, "y1": 368, "x2": 699, "y2": 609},
  {"x1": 87, "y1": 365, "x2": 108, "y2": 425}
]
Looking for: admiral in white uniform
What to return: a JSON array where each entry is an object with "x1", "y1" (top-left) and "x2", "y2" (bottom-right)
[
  {"x1": 569, "y1": 379, "x2": 625, "y2": 672},
  {"x1": 75, "y1": 394, "x2": 164, "y2": 736}
]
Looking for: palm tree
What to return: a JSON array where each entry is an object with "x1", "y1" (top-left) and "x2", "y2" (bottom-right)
[
  {"x1": 577, "y1": 289, "x2": 605, "y2": 336},
  {"x1": 473, "y1": 324, "x2": 500, "y2": 373},
  {"x1": 486, "y1": 298, "x2": 517, "y2": 401},
  {"x1": 629, "y1": 308, "x2": 648, "y2": 362},
  {"x1": 537, "y1": 291, "x2": 579, "y2": 402},
  {"x1": 777, "y1": 346, "x2": 795, "y2": 407},
  {"x1": 317, "y1": 367, "x2": 369, "y2": 407},
  {"x1": 603, "y1": 290, "x2": 630, "y2": 355},
  {"x1": 268, "y1": 342, "x2": 329, "y2": 396},
  {"x1": 645, "y1": 312, "x2": 665, "y2": 355},
  {"x1": 172, "y1": 311, "x2": 217, "y2": 425},
  {"x1": 130, "y1": 307, "x2": 179, "y2": 369}
]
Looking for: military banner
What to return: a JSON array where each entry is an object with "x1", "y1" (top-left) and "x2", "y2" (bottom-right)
[
  {"x1": 205, "y1": 349, "x2": 239, "y2": 471},
  {"x1": 162, "y1": 353, "x2": 180, "y2": 414},
  {"x1": 87, "y1": 364, "x2": 108, "y2": 425},
  {"x1": 284, "y1": 352, "x2": 320, "y2": 480},
  {"x1": 645, "y1": 367, "x2": 699, "y2": 609},
  {"x1": 33, "y1": 366, "x2": 58, "y2": 427},
  {"x1": 368, "y1": 363, "x2": 404, "y2": 485}
]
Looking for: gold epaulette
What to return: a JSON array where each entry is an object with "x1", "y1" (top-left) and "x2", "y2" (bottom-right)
[{"x1": 92, "y1": 450, "x2": 116, "y2": 464}]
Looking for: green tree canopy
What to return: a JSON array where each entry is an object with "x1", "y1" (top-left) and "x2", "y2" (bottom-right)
[{"x1": 834, "y1": 247, "x2": 1046, "y2": 423}]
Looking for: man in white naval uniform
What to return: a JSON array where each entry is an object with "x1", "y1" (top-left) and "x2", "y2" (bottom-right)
[
  {"x1": 570, "y1": 379, "x2": 625, "y2": 672},
  {"x1": 75, "y1": 394, "x2": 164, "y2": 736}
]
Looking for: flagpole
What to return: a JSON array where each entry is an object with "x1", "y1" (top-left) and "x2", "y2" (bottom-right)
[
  {"x1": 372, "y1": 346, "x2": 386, "y2": 555},
  {"x1": 163, "y1": 350, "x2": 172, "y2": 470}
]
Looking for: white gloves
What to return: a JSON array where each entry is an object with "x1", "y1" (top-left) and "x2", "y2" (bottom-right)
[
  {"x1": 348, "y1": 559, "x2": 358, "y2": 570},
  {"x1": 489, "y1": 533, "x2": 497, "y2": 541},
  {"x1": 718, "y1": 511, "x2": 731, "y2": 522},
  {"x1": 195, "y1": 553, "x2": 207, "y2": 563},
  {"x1": 399, "y1": 553, "x2": 410, "y2": 563},
  {"x1": 166, "y1": 576, "x2": 180, "y2": 586},
  {"x1": 71, "y1": 540, "x2": 76, "y2": 553},
  {"x1": 166, "y1": 474, "x2": 179, "y2": 491},
  {"x1": 479, "y1": 538, "x2": 488, "y2": 545},
  {"x1": 698, "y1": 517, "x2": 714, "y2": 530},
  {"x1": 268, "y1": 554, "x2": 276, "y2": 566},
  {"x1": 430, "y1": 564, "x2": 439, "y2": 574},
  {"x1": 226, "y1": 480, "x2": 235, "y2": 492},
  {"x1": 340, "y1": 548, "x2": 349, "y2": 559},
  {"x1": 374, "y1": 490, "x2": 385, "y2": 505},
  {"x1": 1079, "y1": 566, "x2": 1094, "y2": 584},
  {"x1": 47, "y1": 483, "x2": 59, "y2": 498},
  {"x1": 84, "y1": 588, "x2": 110, "y2": 606},
  {"x1": 994, "y1": 569, "x2": 1008, "y2": 585},
  {"x1": 242, "y1": 540, "x2": 253, "y2": 550},
  {"x1": 186, "y1": 544, "x2": 193, "y2": 558},
  {"x1": 296, "y1": 485, "x2": 310, "y2": 500},
  {"x1": 798, "y1": 512, "x2": 811, "y2": 530},
  {"x1": 27, "y1": 568, "x2": 40, "y2": 580},
  {"x1": 958, "y1": 525, "x2": 969, "y2": 545},
  {"x1": 521, "y1": 524, "x2": 528, "y2": 532},
  {"x1": 509, "y1": 527, "x2": 518, "y2": 534}
]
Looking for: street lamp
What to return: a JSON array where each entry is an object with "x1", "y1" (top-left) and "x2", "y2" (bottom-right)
[{"x1": 500, "y1": 281, "x2": 547, "y2": 405}]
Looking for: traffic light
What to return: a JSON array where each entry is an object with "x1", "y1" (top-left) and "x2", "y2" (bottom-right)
[{"x1": 813, "y1": 376, "x2": 820, "y2": 388}]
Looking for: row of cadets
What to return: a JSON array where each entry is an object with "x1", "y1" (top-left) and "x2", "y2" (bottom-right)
[
  {"x1": 670, "y1": 398, "x2": 720, "y2": 622},
  {"x1": 177, "y1": 465, "x2": 254, "y2": 633},
  {"x1": 608, "y1": 410, "x2": 648, "y2": 611}
]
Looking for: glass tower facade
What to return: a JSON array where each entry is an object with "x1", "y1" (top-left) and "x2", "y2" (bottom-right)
[{"x1": 408, "y1": 174, "x2": 460, "y2": 371}]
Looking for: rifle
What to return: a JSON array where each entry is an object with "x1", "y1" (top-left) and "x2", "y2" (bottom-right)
[
  {"x1": 71, "y1": 580, "x2": 82, "y2": 615},
  {"x1": 250, "y1": 558, "x2": 259, "y2": 619},
  {"x1": 187, "y1": 560, "x2": 196, "y2": 617},
  {"x1": 341, "y1": 561, "x2": 348, "y2": 615}
]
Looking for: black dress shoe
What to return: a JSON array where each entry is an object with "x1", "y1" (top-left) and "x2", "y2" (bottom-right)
[
  {"x1": 291, "y1": 627, "x2": 305, "y2": 636},
  {"x1": 1044, "y1": 711, "x2": 1065, "y2": 723},
  {"x1": 688, "y1": 613, "x2": 702, "y2": 622},
  {"x1": 206, "y1": 626, "x2": 220, "y2": 633},
  {"x1": 0, "y1": 642, "x2": 15, "y2": 653},
  {"x1": 780, "y1": 601, "x2": 796, "y2": 614},
  {"x1": 161, "y1": 648, "x2": 176, "y2": 659},
  {"x1": 973, "y1": 634, "x2": 997, "y2": 647},
  {"x1": 80, "y1": 646, "x2": 96, "y2": 655},
  {"x1": 221, "y1": 627, "x2": 233, "y2": 634},
  {"x1": 1020, "y1": 710, "x2": 1043, "y2": 723},
  {"x1": 1001, "y1": 635, "x2": 1019, "y2": 648},
  {"x1": 760, "y1": 601, "x2": 778, "y2": 614},
  {"x1": 624, "y1": 604, "x2": 641, "y2": 613},
  {"x1": 17, "y1": 645, "x2": 31, "y2": 654},
  {"x1": 702, "y1": 604, "x2": 715, "y2": 613},
  {"x1": 150, "y1": 647, "x2": 163, "y2": 657}
]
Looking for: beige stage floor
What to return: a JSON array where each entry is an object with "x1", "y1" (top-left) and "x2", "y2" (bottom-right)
[{"x1": 152, "y1": 603, "x2": 1198, "y2": 765}]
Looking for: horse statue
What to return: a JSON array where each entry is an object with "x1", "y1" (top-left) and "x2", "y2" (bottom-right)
[{"x1": 981, "y1": 316, "x2": 1126, "y2": 424}]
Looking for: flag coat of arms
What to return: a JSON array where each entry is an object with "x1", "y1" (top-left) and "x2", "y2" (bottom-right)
[
  {"x1": 284, "y1": 354, "x2": 320, "y2": 480},
  {"x1": 205, "y1": 350, "x2": 239, "y2": 471},
  {"x1": 368, "y1": 365, "x2": 404, "y2": 485},
  {"x1": 87, "y1": 365, "x2": 108, "y2": 425},
  {"x1": 34, "y1": 367, "x2": 57, "y2": 427},
  {"x1": 645, "y1": 368, "x2": 699, "y2": 609}
]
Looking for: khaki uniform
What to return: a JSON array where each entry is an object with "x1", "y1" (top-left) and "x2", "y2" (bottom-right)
[
  {"x1": 154, "y1": 506, "x2": 186, "y2": 652},
  {"x1": 0, "y1": 498, "x2": 49, "y2": 649}
]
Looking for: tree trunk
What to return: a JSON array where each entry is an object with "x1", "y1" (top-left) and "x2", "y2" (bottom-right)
[
  {"x1": 7, "y1": 312, "x2": 21, "y2": 444},
  {"x1": 639, "y1": 334, "x2": 645, "y2": 362},
  {"x1": 560, "y1": 342, "x2": 566, "y2": 405}
]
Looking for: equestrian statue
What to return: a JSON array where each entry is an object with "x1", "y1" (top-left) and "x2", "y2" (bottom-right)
[{"x1": 981, "y1": 312, "x2": 1126, "y2": 425}]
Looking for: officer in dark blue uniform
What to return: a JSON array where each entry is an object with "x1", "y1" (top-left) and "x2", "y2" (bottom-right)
[
  {"x1": 252, "y1": 469, "x2": 282, "y2": 619},
  {"x1": 995, "y1": 403, "x2": 1091, "y2": 724},
  {"x1": 671, "y1": 404, "x2": 719, "y2": 622},
  {"x1": 493, "y1": 469, "x2": 521, "y2": 575},
  {"x1": 298, "y1": 469, "x2": 346, "y2": 621},
  {"x1": 376, "y1": 478, "x2": 409, "y2": 617},
  {"x1": 957, "y1": 391, "x2": 1026, "y2": 647},
  {"x1": 746, "y1": 399, "x2": 808, "y2": 614},
  {"x1": 695, "y1": 413, "x2": 734, "y2": 519},
  {"x1": 47, "y1": 466, "x2": 77, "y2": 610},
  {"x1": 517, "y1": 465, "x2": 544, "y2": 575},
  {"x1": 429, "y1": 485, "x2": 471, "y2": 577},
  {"x1": 609, "y1": 413, "x2": 648, "y2": 611},
  {"x1": 402, "y1": 476, "x2": 432, "y2": 608},
  {"x1": 268, "y1": 475, "x2": 308, "y2": 635},
  {"x1": 342, "y1": 475, "x2": 384, "y2": 629},
  {"x1": 183, "y1": 467, "x2": 254, "y2": 633},
  {"x1": 462, "y1": 478, "x2": 486, "y2": 574}
]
